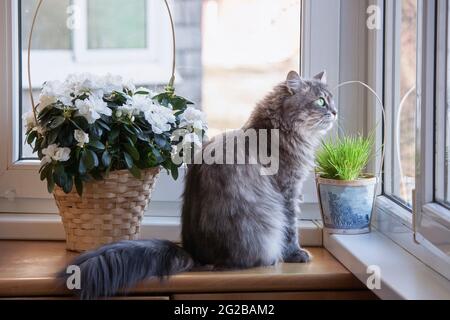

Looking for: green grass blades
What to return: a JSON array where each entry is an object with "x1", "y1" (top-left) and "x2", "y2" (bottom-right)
[{"x1": 316, "y1": 134, "x2": 374, "y2": 181}]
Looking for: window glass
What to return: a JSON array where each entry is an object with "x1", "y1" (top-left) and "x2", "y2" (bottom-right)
[
  {"x1": 202, "y1": 0, "x2": 301, "y2": 137},
  {"x1": 385, "y1": 0, "x2": 417, "y2": 208},
  {"x1": 19, "y1": 0, "x2": 301, "y2": 159},
  {"x1": 21, "y1": 0, "x2": 72, "y2": 50},
  {"x1": 436, "y1": 4, "x2": 450, "y2": 209},
  {"x1": 87, "y1": 0, "x2": 147, "y2": 49}
]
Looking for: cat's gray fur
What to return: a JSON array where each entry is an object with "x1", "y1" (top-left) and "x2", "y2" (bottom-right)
[{"x1": 62, "y1": 71, "x2": 337, "y2": 299}]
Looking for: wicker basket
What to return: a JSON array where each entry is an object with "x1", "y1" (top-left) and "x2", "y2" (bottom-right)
[{"x1": 53, "y1": 167, "x2": 160, "y2": 252}]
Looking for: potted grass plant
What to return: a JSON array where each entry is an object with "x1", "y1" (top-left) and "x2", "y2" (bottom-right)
[{"x1": 315, "y1": 134, "x2": 377, "y2": 234}]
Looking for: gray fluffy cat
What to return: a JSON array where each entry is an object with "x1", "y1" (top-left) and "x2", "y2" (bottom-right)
[{"x1": 63, "y1": 71, "x2": 337, "y2": 299}]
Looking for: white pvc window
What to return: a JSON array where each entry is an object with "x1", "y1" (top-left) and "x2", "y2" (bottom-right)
[
  {"x1": 376, "y1": 0, "x2": 450, "y2": 278},
  {"x1": 415, "y1": 0, "x2": 450, "y2": 262},
  {"x1": 435, "y1": 2, "x2": 450, "y2": 210},
  {"x1": 383, "y1": 0, "x2": 418, "y2": 209}
]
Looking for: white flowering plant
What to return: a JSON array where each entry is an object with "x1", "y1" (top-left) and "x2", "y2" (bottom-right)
[{"x1": 24, "y1": 73, "x2": 207, "y2": 196}]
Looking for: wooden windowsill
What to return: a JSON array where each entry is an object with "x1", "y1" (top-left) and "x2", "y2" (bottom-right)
[{"x1": 0, "y1": 241, "x2": 370, "y2": 298}]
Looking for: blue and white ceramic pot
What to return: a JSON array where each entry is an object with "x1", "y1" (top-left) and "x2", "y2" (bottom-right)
[{"x1": 316, "y1": 175, "x2": 377, "y2": 234}]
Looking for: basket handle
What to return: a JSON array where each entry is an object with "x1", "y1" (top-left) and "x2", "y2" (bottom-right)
[
  {"x1": 27, "y1": 0, "x2": 177, "y2": 123},
  {"x1": 333, "y1": 81, "x2": 387, "y2": 181}
]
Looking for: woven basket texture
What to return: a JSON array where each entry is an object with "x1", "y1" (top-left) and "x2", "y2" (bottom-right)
[{"x1": 53, "y1": 167, "x2": 160, "y2": 252}]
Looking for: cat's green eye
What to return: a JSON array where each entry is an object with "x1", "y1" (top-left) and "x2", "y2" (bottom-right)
[{"x1": 316, "y1": 98, "x2": 326, "y2": 107}]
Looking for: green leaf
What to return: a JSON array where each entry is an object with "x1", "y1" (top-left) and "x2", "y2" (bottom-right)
[
  {"x1": 83, "y1": 149, "x2": 99, "y2": 170},
  {"x1": 170, "y1": 164, "x2": 179, "y2": 180},
  {"x1": 26, "y1": 130, "x2": 37, "y2": 145},
  {"x1": 40, "y1": 164, "x2": 51, "y2": 181},
  {"x1": 54, "y1": 170, "x2": 67, "y2": 189},
  {"x1": 46, "y1": 167, "x2": 55, "y2": 193},
  {"x1": 109, "y1": 128, "x2": 120, "y2": 142},
  {"x1": 79, "y1": 152, "x2": 87, "y2": 175},
  {"x1": 154, "y1": 135, "x2": 169, "y2": 149},
  {"x1": 150, "y1": 147, "x2": 163, "y2": 163},
  {"x1": 126, "y1": 134, "x2": 138, "y2": 146},
  {"x1": 90, "y1": 125, "x2": 103, "y2": 139},
  {"x1": 46, "y1": 129, "x2": 60, "y2": 145},
  {"x1": 63, "y1": 176, "x2": 73, "y2": 194},
  {"x1": 49, "y1": 116, "x2": 65, "y2": 129},
  {"x1": 124, "y1": 143, "x2": 140, "y2": 160},
  {"x1": 33, "y1": 137, "x2": 43, "y2": 153},
  {"x1": 71, "y1": 117, "x2": 89, "y2": 130},
  {"x1": 89, "y1": 140, "x2": 106, "y2": 150},
  {"x1": 97, "y1": 120, "x2": 111, "y2": 132},
  {"x1": 101, "y1": 150, "x2": 111, "y2": 167},
  {"x1": 74, "y1": 176, "x2": 83, "y2": 197},
  {"x1": 129, "y1": 165, "x2": 142, "y2": 179},
  {"x1": 123, "y1": 125, "x2": 135, "y2": 136},
  {"x1": 134, "y1": 90, "x2": 150, "y2": 95},
  {"x1": 37, "y1": 105, "x2": 52, "y2": 119},
  {"x1": 123, "y1": 152, "x2": 134, "y2": 169}
]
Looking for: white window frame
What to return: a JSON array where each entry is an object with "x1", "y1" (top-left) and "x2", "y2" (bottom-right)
[
  {"x1": 73, "y1": 0, "x2": 154, "y2": 63},
  {"x1": 414, "y1": 0, "x2": 450, "y2": 266},
  {"x1": 370, "y1": 0, "x2": 450, "y2": 280},
  {"x1": 435, "y1": 0, "x2": 450, "y2": 210}
]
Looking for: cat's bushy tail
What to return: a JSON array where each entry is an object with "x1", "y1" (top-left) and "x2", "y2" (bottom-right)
[{"x1": 59, "y1": 239, "x2": 194, "y2": 300}]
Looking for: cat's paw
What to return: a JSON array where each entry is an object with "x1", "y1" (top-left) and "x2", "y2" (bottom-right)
[{"x1": 283, "y1": 248, "x2": 312, "y2": 263}]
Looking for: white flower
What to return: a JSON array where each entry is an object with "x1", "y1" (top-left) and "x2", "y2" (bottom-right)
[
  {"x1": 102, "y1": 73, "x2": 124, "y2": 95},
  {"x1": 129, "y1": 94, "x2": 152, "y2": 113},
  {"x1": 41, "y1": 144, "x2": 71, "y2": 164},
  {"x1": 41, "y1": 144, "x2": 58, "y2": 165},
  {"x1": 64, "y1": 73, "x2": 104, "y2": 98},
  {"x1": 38, "y1": 80, "x2": 69, "y2": 112},
  {"x1": 53, "y1": 148, "x2": 71, "y2": 162},
  {"x1": 76, "y1": 96, "x2": 112, "y2": 124},
  {"x1": 144, "y1": 104, "x2": 176, "y2": 134},
  {"x1": 179, "y1": 107, "x2": 208, "y2": 131},
  {"x1": 117, "y1": 104, "x2": 138, "y2": 118},
  {"x1": 41, "y1": 144, "x2": 70, "y2": 164},
  {"x1": 63, "y1": 73, "x2": 129, "y2": 98},
  {"x1": 74, "y1": 130, "x2": 89, "y2": 148},
  {"x1": 22, "y1": 111, "x2": 36, "y2": 131},
  {"x1": 123, "y1": 93, "x2": 158, "y2": 117}
]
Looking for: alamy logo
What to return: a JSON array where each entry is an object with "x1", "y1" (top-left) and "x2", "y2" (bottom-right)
[
  {"x1": 367, "y1": 5, "x2": 382, "y2": 30},
  {"x1": 366, "y1": 265, "x2": 381, "y2": 290},
  {"x1": 66, "y1": 5, "x2": 81, "y2": 30},
  {"x1": 66, "y1": 265, "x2": 81, "y2": 290},
  {"x1": 172, "y1": 129, "x2": 280, "y2": 176}
]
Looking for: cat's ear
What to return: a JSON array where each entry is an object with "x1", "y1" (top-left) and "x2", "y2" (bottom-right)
[
  {"x1": 286, "y1": 71, "x2": 303, "y2": 94},
  {"x1": 313, "y1": 71, "x2": 327, "y2": 84}
]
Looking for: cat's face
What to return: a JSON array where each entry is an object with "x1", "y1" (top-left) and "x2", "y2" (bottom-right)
[{"x1": 282, "y1": 71, "x2": 337, "y2": 134}]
